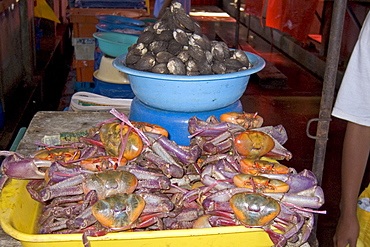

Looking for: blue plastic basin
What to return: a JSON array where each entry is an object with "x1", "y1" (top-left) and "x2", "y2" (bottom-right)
[
  {"x1": 96, "y1": 15, "x2": 146, "y2": 26},
  {"x1": 113, "y1": 51, "x2": 265, "y2": 112},
  {"x1": 93, "y1": 76, "x2": 135, "y2": 99},
  {"x1": 95, "y1": 23, "x2": 144, "y2": 36},
  {"x1": 93, "y1": 32, "x2": 138, "y2": 58}
]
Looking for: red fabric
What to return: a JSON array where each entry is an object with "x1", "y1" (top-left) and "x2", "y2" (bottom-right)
[
  {"x1": 265, "y1": 0, "x2": 319, "y2": 42},
  {"x1": 244, "y1": 0, "x2": 265, "y2": 19}
]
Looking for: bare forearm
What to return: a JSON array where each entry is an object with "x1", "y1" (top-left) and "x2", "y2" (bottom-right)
[{"x1": 340, "y1": 122, "x2": 370, "y2": 214}]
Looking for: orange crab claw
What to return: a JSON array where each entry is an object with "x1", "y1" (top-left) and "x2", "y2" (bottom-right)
[
  {"x1": 240, "y1": 159, "x2": 290, "y2": 175},
  {"x1": 83, "y1": 170, "x2": 138, "y2": 200},
  {"x1": 80, "y1": 156, "x2": 128, "y2": 171},
  {"x1": 230, "y1": 192, "x2": 280, "y2": 227},
  {"x1": 234, "y1": 131, "x2": 275, "y2": 159},
  {"x1": 220, "y1": 112, "x2": 263, "y2": 129},
  {"x1": 99, "y1": 123, "x2": 143, "y2": 160},
  {"x1": 92, "y1": 193, "x2": 145, "y2": 229},
  {"x1": 131, "y1": 121, "x2": 169, "y2": 137},
  {"x1": 233, "y1": 174, "x2": 289, "y2": 193},
  {"x1": 33, "y1": 147, "x2": 81, "y2": 162}
]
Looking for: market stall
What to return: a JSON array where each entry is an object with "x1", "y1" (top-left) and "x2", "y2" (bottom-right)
[{"x1": 0, "y1": 0, "x2": 351, "y2": 246}]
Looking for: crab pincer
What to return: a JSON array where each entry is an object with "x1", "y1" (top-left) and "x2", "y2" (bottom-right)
[
  {"x1": 220, "y1": 112, "x2": 264, "y2": 129},
  {"x1": 233, "y1": 174, "x2": 290, "y2": 193}
]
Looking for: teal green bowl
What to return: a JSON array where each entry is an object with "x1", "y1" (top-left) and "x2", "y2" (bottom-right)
[{"x1": 93, "y1": 32, "x2": 138, "y2": 58}]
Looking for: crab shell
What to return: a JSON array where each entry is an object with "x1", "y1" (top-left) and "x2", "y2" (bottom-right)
[
  {"x1": 230, "y1": 192, "x2": 280, "y2": 227},
  {"x1": 99, "y1": 123, "x2": 143, "y2": 160},
  {"x1": 234, "y1": 131, "x2": 275, "y2": 159},
  {"x1": 92, "y1": 193, "x2": 145, "y2": 230},
  {"x1": 83, "y1": 170, "x2": 138, "y2": 200}
]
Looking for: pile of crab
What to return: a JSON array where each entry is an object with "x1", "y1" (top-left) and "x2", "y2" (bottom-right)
[{"x1": 0, "y1": 108, "x2": 325, "y2": 247}]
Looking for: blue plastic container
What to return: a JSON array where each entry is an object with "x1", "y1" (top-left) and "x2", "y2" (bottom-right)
[
  {"x1": 96, "y1": 15, "x2": 146, "y2": 26},
  {"x1": 96, "y1": 23, "x2": 144, "y2": 36},
  {"x1": 113, "y1": 51, "x2": 265, "y2": 112},
  {"x1": 93, "y1": 32, "x2": 139, "y2": 58},
  {"x1": 93, "y1": 76, "x2": 135, "y2": 99},
  {"x1": 74, "y1": 82, "x2": 95, "y2": 92},
  {"x1": 129, "y1": 97, "x2": 243, "y2": 145},
  {"x1": 75, "y1": 0, "x2": 146, "y2": 9}
]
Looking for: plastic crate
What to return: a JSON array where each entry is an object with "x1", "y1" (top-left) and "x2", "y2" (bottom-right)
[
  {"x1": 73, "y1": 59, "x2": 95, "y2": 82},
  {"x1": 0, "y1": 179, "x2": 275, "y2": 247},
  {"x1": 74, "y1": 81, "x2": 95, "y2": 92},
  {"x1": 75, "y1": 0, "x2": 147, "y2": 9},
  {"x1": 9, "y1": 127, "x2": 27, "y2": 151},
  {"x1": 72, "y1": 38, "x2": 96, "y2": 60}
]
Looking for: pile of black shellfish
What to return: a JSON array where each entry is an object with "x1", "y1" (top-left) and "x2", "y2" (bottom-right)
[{"x1": 125, "y1": 2, "x2": 251, "y2": 75}]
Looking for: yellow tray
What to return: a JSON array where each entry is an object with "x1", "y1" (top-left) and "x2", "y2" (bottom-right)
[{"x1": 0, "y1": 179, "x2": 274, "y2": 247}]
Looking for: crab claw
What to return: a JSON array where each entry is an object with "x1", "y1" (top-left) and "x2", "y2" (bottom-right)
[
  {"x1": 261, "y1": 169, "x2": 318, "y2": 193},
  {"x1": 264, "y1": 185, "x2": 325, "y2": 209},
  {"x1": 0, "y1": 151, "x2": 52, "y2": 180},
  {"x1": 264, "y1": 228, "x2": 287, "y2": 247},
  {"x1": 233, "y1": 174, "x2": 290, "y2": 193},
  {"x1": 188, "y1": 116, "x2": 245, "y2": 137},
  {"x1": 220, "y1": 112, "x2": 263, "y2": 129}
]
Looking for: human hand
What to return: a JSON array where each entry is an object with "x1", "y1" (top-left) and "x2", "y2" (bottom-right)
[{"x1": 333, "y1": 213, "x2": 359, "y2": 247}]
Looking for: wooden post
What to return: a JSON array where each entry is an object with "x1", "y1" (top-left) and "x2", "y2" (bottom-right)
[{"x1": 20, "y1": 0, "x2": 36, "y2": 85}]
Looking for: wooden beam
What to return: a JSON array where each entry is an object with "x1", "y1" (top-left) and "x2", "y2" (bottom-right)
[{"x1": 0, "y1": 0, "x2": 17, "y2": 14}]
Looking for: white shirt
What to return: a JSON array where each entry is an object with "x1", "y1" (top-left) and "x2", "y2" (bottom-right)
[{"x1": 332, "y1": 12, "x2": 370, "y2": 127}]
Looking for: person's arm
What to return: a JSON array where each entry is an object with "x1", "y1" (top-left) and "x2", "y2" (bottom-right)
[
  {"x1": 157, "y1": 0, "x2": 172, "y2": 18},
  {"x1": 334, "y1": 121, "x2": 370, "y2": 247}
]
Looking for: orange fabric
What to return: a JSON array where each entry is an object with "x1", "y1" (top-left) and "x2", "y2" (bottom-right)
[
  {"x1": 265, "y1": 0, "x2": 319, "y2": 42},
  {"x1": 244, "y1": 0, "x2": 265, "y2": 19},
  {"x1": 34, "y1": 0, "x2": 61, "y2": 23},
  {"x1": 265, "y1": 0, "x2": 284, "y2": 30}
]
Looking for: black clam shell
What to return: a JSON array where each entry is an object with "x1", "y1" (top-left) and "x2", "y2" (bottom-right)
[{"x1": 124, "y1": 2, "x2": 251, "y2": 75}]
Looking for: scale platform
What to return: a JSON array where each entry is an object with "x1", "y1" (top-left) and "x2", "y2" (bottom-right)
[{"x1": 129, "y1": 97, "x2": 243, "y2": 145}]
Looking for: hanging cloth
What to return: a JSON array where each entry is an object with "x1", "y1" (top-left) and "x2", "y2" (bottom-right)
[
  {"x1": 244, "y1": 0, "x2": 265, "y2": 20},
  {"x1": 265, "y1": 0, "x2": 319, "y2": 43},
  {"x1": 34, "y1": 0, "x2": 61, "y2": 23}
]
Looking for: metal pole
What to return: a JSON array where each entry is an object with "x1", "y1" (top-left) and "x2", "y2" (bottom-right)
[
  {"x1": 311, "y1": 0, "x2": 347, "y2": 185},
  {"x1": 234, "y1": 0, "x2": 241, "y2": 48}
]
